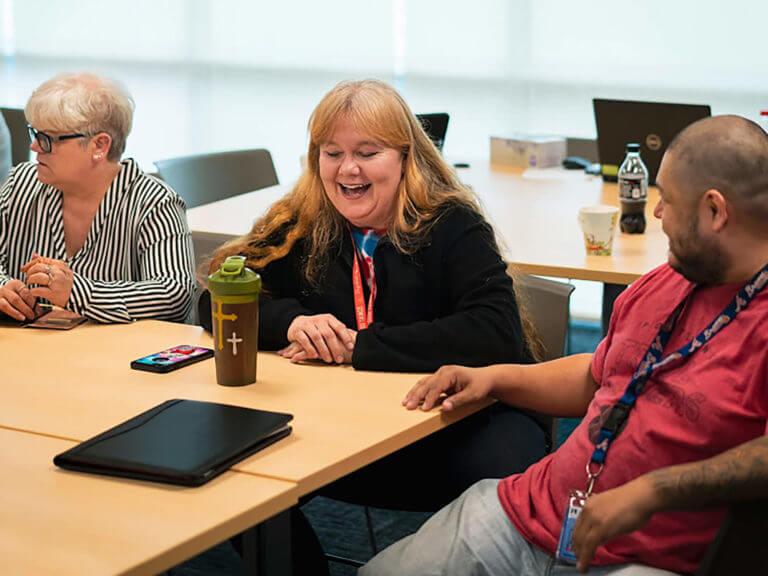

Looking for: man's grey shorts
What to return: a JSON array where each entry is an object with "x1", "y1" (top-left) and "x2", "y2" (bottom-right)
[{"x1": 360, "y1": 479, "x2": 678, "y2": 576}]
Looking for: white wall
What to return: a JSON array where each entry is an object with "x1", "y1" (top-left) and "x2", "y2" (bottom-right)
[{"x1": 2, "y1": 0, "x2": 766, "y2": 320}]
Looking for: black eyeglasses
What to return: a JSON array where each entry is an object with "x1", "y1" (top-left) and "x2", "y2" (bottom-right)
[{"x1": 27, "y1": 124, "x2": 87, "y2": 153}]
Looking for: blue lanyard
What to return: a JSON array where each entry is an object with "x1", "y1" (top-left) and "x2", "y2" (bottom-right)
[{"x1": 589, "y1": 263, "x2": 768, "y2": 473}]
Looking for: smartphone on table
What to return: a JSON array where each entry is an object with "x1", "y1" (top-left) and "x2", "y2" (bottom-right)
[{"x1": 130, "y1": 345, "x2": 214, "y2": 373}]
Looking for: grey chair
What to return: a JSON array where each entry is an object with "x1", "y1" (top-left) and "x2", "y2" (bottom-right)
[
  {"x1": 1, "y1": 107, "x2": 31, "y2": 166},
  {"x1": 192, "y1": 231, "x2": 237, "y2": 274},
  {"x1": 514, "y1": 273, "x2": 576, "y2": 450},
  {"x1": 155, "y1": 149, "x2": 278, "y2": 209},
  {"x1": 189, "y1": 231, "x2": 237, "y2": 325},
  {"x1": 514, "y1": 273, "x2": 576, "y2": 362}
]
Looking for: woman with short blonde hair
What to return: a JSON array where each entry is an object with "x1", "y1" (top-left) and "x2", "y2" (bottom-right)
[{"x1": 0, "y1": 72, "x2": 193, "y2": 323}]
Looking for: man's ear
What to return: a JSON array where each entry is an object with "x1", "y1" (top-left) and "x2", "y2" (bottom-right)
[{"x1": 701, "y1": 188, "x2": 728, "y2": 232}]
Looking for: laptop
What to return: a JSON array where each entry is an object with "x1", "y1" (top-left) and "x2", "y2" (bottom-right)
[
  {"x1": 416, "y1": 113, "x2": 449, "y2": 152},
  {"x1": 593, "y1": 99, "x2": 711, "y2": 185}
]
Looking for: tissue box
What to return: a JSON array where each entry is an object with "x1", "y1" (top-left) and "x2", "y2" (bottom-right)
[{"x1": 490, "y1": 134, "x2": 566, "y2": 169}]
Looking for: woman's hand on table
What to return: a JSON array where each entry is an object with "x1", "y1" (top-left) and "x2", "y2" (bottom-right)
[
  {"x1": 0, "y1": 279, "x2": 37, "y2": 321},
  {"x1": 21, "y1": 254, "x2": 74, "y2": 308},
  {"x1": 404, "y1": 365, "x2": 496, "y2": 412},
  {"x1": 280, "y1": 314, "x2": 357, "y2": 364}
]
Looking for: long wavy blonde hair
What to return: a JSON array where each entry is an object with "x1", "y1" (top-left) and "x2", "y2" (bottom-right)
[
  {"x1": 209, "y1": 79, "x2": 478, "y2": 279},
  {"x1": 208, "y1": 79, "x2": 544, "y2": 360}
]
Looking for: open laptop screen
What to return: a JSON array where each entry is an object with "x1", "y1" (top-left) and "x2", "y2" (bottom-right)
[{"x1": 593, "y1": 99, "x2": 711, "y2": 185}]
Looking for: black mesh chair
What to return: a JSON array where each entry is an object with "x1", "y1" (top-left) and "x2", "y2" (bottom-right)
[{"x1": 155, "y1": 148, "x2": 278, "y2": 208}]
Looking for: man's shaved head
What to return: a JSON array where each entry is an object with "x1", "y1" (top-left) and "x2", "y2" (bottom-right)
[{"x1": 664, "y1": 115, "x2": 768, "y2": 233}]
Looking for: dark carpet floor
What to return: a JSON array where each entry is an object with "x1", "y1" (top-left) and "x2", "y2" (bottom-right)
[{"x1": 166, "y1": 320, "x2": 602, "y2": 575}]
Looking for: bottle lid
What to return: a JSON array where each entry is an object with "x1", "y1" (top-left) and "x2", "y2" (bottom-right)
[
  {"x1": 208, "y1": 256, "x2": 262, "y2": 295},
  {"x1": 626, "y1": 143, "x2": 640, "y2": 152}
]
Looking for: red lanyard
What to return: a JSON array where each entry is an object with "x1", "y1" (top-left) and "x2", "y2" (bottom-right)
[{"x1": 350, "y1": 232, "x2": 375, "y2": 330}]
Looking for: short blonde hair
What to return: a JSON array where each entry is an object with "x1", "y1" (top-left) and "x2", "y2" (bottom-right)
[{"x1": 25, "y1": 73, "x2": 134, "y2": 161}]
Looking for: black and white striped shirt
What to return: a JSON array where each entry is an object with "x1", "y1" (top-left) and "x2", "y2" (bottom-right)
[{"x1": 0, "y1": 159, "x2": 194, "y2": 323}]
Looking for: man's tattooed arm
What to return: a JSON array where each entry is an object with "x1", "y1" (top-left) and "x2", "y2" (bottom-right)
[{"x1": 649, "y1": 435, "x2": 768, "y2": 510}]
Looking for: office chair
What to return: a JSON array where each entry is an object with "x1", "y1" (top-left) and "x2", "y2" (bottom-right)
[
  {"x1": 154, "y1": 148, "x2": 278, "y2": 209},
  {"x1": 189, "y1": 231, "x2": 237, "y2": 324},
  {"x1": 326, "y1": 273, "x2": 575, "y2": 569},
  {"x1": 1, "y1": 107, "x2": 32, "y2": 166},
  {"x1": 513, "y1": 273, "x2": 575, "y2": 448},
  {"x1": 514, "y1": 273, "x2": 575, "y2": 362}
]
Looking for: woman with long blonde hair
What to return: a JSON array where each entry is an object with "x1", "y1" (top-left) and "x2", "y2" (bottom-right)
[
  {"x1": 205, "y1": 79, "x2": 540, "y2": 369},
  {"x1": 201, "y1": 79, "x2": 548, "y2": 571}
]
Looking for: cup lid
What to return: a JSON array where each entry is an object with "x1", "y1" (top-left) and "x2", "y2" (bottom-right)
[
  {"x1": 579, "y1": 204, "x2": 619, "y2": 215},
  {"x1": 208, "y1": 256, "x2": 262, "y2": 295}
]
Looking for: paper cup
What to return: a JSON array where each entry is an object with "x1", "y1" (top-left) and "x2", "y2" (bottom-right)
[{"x1": 578, "y1": 205, "x2": 619, "y2": 256}]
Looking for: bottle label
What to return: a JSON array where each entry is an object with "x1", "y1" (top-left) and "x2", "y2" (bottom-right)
[{"x1": 619, "y1": 176, "x2": 647, "y2": 201}]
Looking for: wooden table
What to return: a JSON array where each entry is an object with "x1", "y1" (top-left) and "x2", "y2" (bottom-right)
[
  {"x1": 1, "y1": 320, "x2": 488, "y2": 574},
  {"x1": 0, "y1": 427, "x2": 297, "y2": 576},
  {"x1": 1, "y1": 321, "x2": 482, "y2": 495},
  {"x1": 187, "y1": 163, "x2": 668, "y2": 286},
  {"x1": 459, "y1": 164, "x2": 666, "y2": 286}
]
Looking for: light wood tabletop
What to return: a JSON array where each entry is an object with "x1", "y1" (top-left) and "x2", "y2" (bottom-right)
[
  {"x1": 186, "y1": 162, "x2": 669, "y2": 286},
  {"x1": 0, "y1": 427, "x2": 296, "y2": 576},
  {"x1": 1, "y1": 321, "x2": 489, "y2": 496}
]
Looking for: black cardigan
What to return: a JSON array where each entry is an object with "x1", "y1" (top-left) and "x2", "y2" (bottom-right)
[{"x1": 200, "y1": 205, "x2": 530, "y2": 372}]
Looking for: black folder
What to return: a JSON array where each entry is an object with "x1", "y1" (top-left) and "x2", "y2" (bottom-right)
[{"x1": 53, "y1": 399, "x2": 293, "y2": 486}]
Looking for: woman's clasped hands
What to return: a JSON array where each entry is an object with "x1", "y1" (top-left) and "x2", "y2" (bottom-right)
[
  {"x1": 21, "y1": 253, "x2": 75, "y2": 308},
  {"x1": 279, "y1": 313, "x2": 357, "y2": 364}
]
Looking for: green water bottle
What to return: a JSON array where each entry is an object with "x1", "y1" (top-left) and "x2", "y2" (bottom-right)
[{"x1": 208, "y1": 256, "x2": 261, "y2": 386}]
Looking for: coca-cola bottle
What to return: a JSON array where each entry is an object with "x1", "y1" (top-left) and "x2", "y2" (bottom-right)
[{"x1": 618, "y1": 143, "x2": 648, "y2": 234}]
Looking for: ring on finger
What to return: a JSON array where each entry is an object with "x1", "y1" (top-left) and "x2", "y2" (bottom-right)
[{"x1": 45, "y1": 264, "x2": 53, "y2": 286}]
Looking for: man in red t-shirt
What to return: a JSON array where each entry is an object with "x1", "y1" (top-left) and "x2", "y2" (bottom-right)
[{"x1": 361, "y1": 115, "x2": 768, "y2": 576}]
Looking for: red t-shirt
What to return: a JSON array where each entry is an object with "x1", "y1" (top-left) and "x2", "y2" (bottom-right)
[{"x1": 498, "y1": 264, "x2": 768, "y2": 574}]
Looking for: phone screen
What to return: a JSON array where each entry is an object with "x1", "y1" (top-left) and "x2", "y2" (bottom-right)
[{"x1": 133, "y1": 345, "x2": 213, "y2": 368}]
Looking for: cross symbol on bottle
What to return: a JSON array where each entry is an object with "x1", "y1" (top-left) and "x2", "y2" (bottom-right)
[
  {"x1": 227, "y1": 332, "x2": 243, "y2": 356},
  {"x1": 212, "y1": 300, "x2": 238, "y2": 350}
]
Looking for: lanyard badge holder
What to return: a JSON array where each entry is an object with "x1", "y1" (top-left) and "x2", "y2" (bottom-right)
[
  {"x1": 556, "y1": 263, "x2": 768, "y2": 565},
  {"x1": 556, "y1": 462, "x2": 603, "y2": 563}
]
